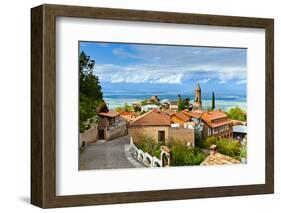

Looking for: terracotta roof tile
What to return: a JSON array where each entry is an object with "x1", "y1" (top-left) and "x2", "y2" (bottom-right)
[
  {"x1": 98, "y1": 110, "x2": 120, "y2": 118},
  {"x1": 130, "y1": 110, "x2": 171, "y2": 127},
  {"x1": 201, "y1": 153, "x2": 240, "y2": 165},
  {"x1": 201, "y1": 110, "x2": 232, "y2": 128},
  {"x1": 164, "y1": 109, "x2": 176, "y2": 116},
  {"x1": 183, "y1": 110, "x2": 202, "y2": 119},
  {"x1": 201, "y1": 110, "x2": 228, "y2": 121},
  {"x1": 120, "y1": 111, "x2": 135, "y2": 116},
  {"x1": 174, "y1": 111, "x2": 190, "y2": 122}
]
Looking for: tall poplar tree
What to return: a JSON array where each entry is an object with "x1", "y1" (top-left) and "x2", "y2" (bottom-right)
[{"x1": 211, "y1": 91, "x2": 215, "y2": 111}]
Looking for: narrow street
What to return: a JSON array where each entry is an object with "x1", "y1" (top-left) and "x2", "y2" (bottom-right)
[{"x1": 79, "y1": 135, "x2": 144, "y2": 170}]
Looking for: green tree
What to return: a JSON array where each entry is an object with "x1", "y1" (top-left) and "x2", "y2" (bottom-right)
[
  {"x1": 178, "y1": 94, "x2": 182, "y2": 102},
  {"x1": 183, "y1": 97, "x2": 190, "y2": 107},
  {"x1": 124, "y1": 103, "x2": 131, "y2": 112},
  {"x1": 177, "y1": 95, "x2": 190, "y2": 111},
  {"x1": 133, "y1": 104, "x2": 141, "y2": 112},
  {"x1": 79, "y1": 51, "x2": 104, "y2": 133},
  {"x1": 178, "y1": 100, "x2": 186, "y2": 111},
  {"x1": 227, "y1": 106, "x2": 247, "y2": 121},
  {"x1": 141, "y1": 100, "x2": 148, "y2": 106},
  {"x1": 211, "y1": 91, "x2": 215, "y2": 111}
]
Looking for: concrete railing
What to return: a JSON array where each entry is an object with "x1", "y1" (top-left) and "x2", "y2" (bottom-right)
[{"x1": 129, "y1": 137, "x2": 162, "y2": 167}]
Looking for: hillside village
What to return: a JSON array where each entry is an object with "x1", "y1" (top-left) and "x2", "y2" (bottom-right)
[{"x1": 80, "y1": 83, "x2": 247, "y2": 169}]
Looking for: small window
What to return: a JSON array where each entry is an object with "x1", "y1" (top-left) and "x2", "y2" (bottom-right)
[{"x1": 158, "y1": 131, "x2": 165, "y2": 142}]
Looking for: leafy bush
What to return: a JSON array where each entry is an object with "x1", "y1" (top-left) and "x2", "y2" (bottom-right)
[
  {"x1": 203, "y1": 137, "x2": 241, "y2": 159},
  {"x1": 135, "y1": 135, "x2": 163, "y2": 157},
  {"x1": 141, "y1": 100, "x2": 148, "y2": 106},
  {"x1": 227, "y1": 106, "x2": 247, "y2": 121},
  {"x1": 171, "y1": 142, "x2": 206, "y2": 166},
  {"x1": 216, "y1": 139, "x2": 241, "y2": 158},
  {"x1": 203, "y1": 136, "x2": 217, "y2": 149},
  {"x1": 135, "y1": 136, "x2": 206, "y2": 166},
  {"x1": 240, "y1": 146, "x2": 247, "y2": 158}
]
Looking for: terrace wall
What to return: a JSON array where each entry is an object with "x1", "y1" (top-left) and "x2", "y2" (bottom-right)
[
  {"x1": 105, "y1": 122, "x2": 128, "y2": 140},
  {"x1": 79, "y1": 123, "x2": 98, "y2": 146},
  {"x1": 128, "y1": 126, "x2": 169, "y2": 143},
  {"x1": 168, "y1": 127, "x2": 195, "y2": 146}
]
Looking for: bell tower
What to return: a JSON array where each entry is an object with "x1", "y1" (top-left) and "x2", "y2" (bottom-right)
[{"x1": 194, "y1": 82, "x2": 202, "y2": 109}]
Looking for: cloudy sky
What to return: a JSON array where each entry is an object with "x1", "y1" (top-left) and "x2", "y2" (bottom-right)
[{"x1": 79, "y1": 42, "x2": 247, "y2": 97}]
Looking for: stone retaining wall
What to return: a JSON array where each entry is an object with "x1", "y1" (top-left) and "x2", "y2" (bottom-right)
[
  {"x1": 129, "y1": 137, "x2": 162, "y2": 167},
  {"x1": 105, "y1": 122, "x2": 128, "y2": 140}
]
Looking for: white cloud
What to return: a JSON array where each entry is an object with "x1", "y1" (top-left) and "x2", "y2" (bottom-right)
[
  {"x1": 92, "y1": 45, "x2": 247, "y2": 84},
  {"x1": 199, "y1": 78, "x2": 211, "y2": 84},
  {"x1": 94, "y1": 62, "x2": 247, "y2": 84},
  {"x1": 112, "y1": 48, "x2": 141, "y2": 59},
  {"x1": 218, "y1": 80, "x2": 227, "y2": 84},
  {"x1": 94, "y1": 63, "x2": 185, "y2": 84},
  {"x1": 235, "y1": 79, "x2": 247, "y2": 84}
]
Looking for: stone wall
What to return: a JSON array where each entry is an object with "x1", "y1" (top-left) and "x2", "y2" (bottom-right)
[
  {"x1": 128, "y1": 126, "x2": 195, "y2": 146},
  {"x1": 168, "y1": 127, "x2": 195, "y2": 146},
  {"x1": 105, "y1": 122, "x2": 128, "y2": 140},
  {"x1": 128, "y1": 126, "x2": 170, "y2": 143},
  {"x1": 79, "y1": 123, "x2": 98, "y2": 146},
  {"x1": 130, "y1": 137, "x2": 162, "y2": 167}
]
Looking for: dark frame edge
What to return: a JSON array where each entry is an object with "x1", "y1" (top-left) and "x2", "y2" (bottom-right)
[
  {"x1": 265, "y1": 19, "x2": 274, "y2": 194},
  {"x1": 31, "y1": 5, "x2": 44, "y2": 208}
]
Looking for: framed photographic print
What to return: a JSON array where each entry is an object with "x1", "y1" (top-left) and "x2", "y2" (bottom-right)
[{"x1": 31, "y1": 4, "x2": 274, "y2": 208}]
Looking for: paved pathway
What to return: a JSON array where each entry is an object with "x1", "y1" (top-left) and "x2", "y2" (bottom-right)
[{"x1": 79, "y1": 135, "x2": 144, "y2": 170}]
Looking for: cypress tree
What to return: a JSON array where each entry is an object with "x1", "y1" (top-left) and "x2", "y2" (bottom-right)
[{"x1": 212, "y1": 91, "x2": 215, "y2": 111}]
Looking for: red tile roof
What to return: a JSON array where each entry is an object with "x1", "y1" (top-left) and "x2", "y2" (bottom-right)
[
  {"x1": 130, "y1": 110, "x2": 171, "y2": 127},
  {"x1": 201, "y1": 110, "x2": 231, "y2": 128},
  {"x1": 173, "y1": 111, "x2": 190, "y2": 122},
  {"x1": 201, "y1": 110, "x2": 228, "y2": 121},
  {"x1": 183, "y1": 110, "x2": 202, "y2": 119},
  {"x1": 164, "y1": 109, "x2": 176, "y2": 116},
  {"x1": 201, "y1": 152, "x2": 240, "y2": 165},
  {"x1": 98, "y1": 110, "x2": 120, "y2": 118},
  {"x1": 120, "y1": 111, "x2": 135, "y2": 116}
]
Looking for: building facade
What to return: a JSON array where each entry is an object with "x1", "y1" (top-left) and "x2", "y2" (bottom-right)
[
  {"x1": 201, "y1": 110, "x2": 233, "y2": 140},
  {"x1": 128, "y1": 110, "x2": 195, "y2": 146},
  {"x1": 98, "y1": 110, "x2": 128, "y2": 140}
]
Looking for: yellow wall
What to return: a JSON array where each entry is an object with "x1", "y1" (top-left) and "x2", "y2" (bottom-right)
[
  {"x1": 128, "y1": 126, "x2": 169, "y2": 143},
  {"x1": 129, "y1": 126, "x2": 195, "y2": 146}
]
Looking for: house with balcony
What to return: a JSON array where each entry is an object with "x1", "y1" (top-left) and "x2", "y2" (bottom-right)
[{"x1": 200, "y1": 110, "x2": 233, "y2": 140}]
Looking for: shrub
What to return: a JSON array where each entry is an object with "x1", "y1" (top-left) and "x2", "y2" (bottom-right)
[
  {"x1": 203, "y1": 137, "x2": 241, "y2": 159},
  {"x1": 203, "y1": 136, "x2": 217, "y2": 149},
  {"x1": 135, "y1": 135, "x2": 163, "y2": 157},
  {"x1": 135, "y1": 137, "x2": 206, "y2": 166},
  {"x1": 216, "y1": 139, "x2": 241, "y2": 158},
  {"x1": 240, "y1": 146, "x2": 247, "y2": 159},
  {"x1": 170, "y1": 142, "x2": 206, "y2": 166},
  {"x1": 227, "y1": 106, "x2": 247, "y2": 121}
]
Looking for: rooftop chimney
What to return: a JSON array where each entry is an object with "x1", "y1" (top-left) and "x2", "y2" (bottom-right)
[{"x1": 210, "y1": 144, "x2": 218, "y2": 155}]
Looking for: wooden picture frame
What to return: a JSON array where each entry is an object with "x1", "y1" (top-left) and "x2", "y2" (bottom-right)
[{"x1": 31, "y1": 4, "x2": 274, "y2": 208}]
